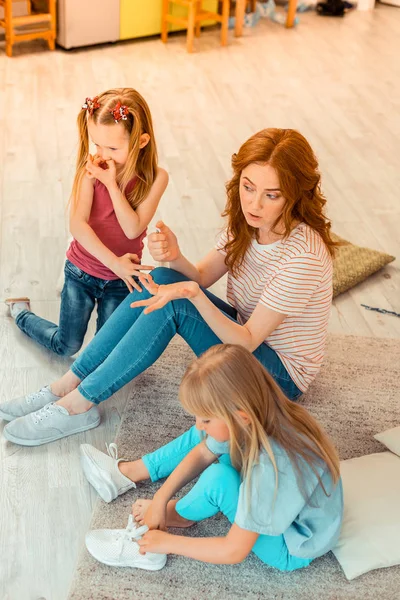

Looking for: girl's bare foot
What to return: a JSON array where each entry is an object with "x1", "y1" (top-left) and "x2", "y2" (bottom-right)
[
  {"x1": 119, "y1": 459, "x2": 150, "y2": 483},
  {"x1": 132, "y1": 498, "x2": 195, "y2": 528}
]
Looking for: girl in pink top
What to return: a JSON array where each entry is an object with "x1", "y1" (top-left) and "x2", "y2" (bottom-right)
[{"x1": 5, "y1": 88, "x2": 168, "y2": 356}]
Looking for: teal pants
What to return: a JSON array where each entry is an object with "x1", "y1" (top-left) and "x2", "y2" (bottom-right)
[{"x1": 142, "y1": 426, "x2": 312, "y2": 571}]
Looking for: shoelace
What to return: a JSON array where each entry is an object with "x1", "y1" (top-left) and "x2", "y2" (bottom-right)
[
  {"x1": 26, "y1": 387, "x2": 47, "y2": 405},
  {"x1": 32, "y1": 403, "x2": 55, "y2": 425},
  {"x1": 115, "y1": 515, "x2": 148, "y2": 557},
  {"x1": 105, "y1": 442, "x2": 119, "y2": 460}
]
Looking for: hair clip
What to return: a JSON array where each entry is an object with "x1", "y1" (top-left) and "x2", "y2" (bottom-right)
[
  {"x1": 109, "y1": 101, "x2": 129, "y2": 123},
  {"x1": 82, "y1": 96, "x2": 100, "y2": 116}
]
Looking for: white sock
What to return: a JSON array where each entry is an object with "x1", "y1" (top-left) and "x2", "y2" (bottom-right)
[{"x1": 10, "y1": 302, "x2": 30, "y2": 319}]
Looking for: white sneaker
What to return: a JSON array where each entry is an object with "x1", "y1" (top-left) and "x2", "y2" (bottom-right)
[
  {"x1": 85, "y1": 514, "x2": 167, "y2": 570},
  {"x1": 3, "y1": 402, "x2": 100, "y2": 446},
  {"x1": 0, "y1": 386, "x2": 60, "y2": 422},
  {"x1": 80, "y1": 443, "x2": 136, "y2": 503}
]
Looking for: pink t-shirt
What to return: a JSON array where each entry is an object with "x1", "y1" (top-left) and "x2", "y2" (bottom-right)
[
  {"x1": 67, "y1": 178, "x2": 146, "y2": 280},
  {"x1": 216, "y1": 223, "x2": 333, "y2": 392}
]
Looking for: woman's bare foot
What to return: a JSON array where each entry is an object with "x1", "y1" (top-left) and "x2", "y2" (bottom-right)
[
  {"x1": 51, "y1": 370, "x2": 82, "y2": 397},
  {"x1": 132, "y1": 498, "x2": 195, "y2": 528},
  {"x1": 55, "y1": 388, "x2": 94, "y2": 414}
]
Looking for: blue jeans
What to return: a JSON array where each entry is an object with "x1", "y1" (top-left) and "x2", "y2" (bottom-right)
[
  {"x1": 143, "y1": 426, "x2": 312, "y2": 571},
  {"x1": 15, "y1": 260, "x2": 129, "y2": 357},
  {"x1": 71, "y1": 267, "x2": 301, "y2": 402}
]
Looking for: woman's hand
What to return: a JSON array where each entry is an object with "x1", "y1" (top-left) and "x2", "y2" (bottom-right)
[
  {"x1": 137, "y1": 530, "x2": 173, "y2": 555},
  {"x1": 86, "y1": 154, "x2": 117, "y2": 189},
  {"x1": 110, "y1": 253, "x2": 154, "y2": 293},
  {"x1": 147, "y1": 221, "x2": 181, "y2": 262},
  {"x1": 130, "y1": 275, "x2": 200, "y2": 313}
]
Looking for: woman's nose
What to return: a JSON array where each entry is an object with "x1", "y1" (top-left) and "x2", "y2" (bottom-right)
[{"x1": 251, "y1": 194, "x2": 263, "y2": 210}]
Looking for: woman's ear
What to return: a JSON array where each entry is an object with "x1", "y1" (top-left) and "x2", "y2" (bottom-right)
[
  {"x1": 236, "y1": 410, "x2": 251, "y2": 425},
  {"x1": 139, "y1": 133, "x2": 150, "y2": 149}
]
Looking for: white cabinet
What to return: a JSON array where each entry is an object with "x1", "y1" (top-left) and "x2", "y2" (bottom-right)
[{"x1": 57, "y1": 0, "x2": 120, "y2": 49}]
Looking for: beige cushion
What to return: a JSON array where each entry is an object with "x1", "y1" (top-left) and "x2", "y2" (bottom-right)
[
  {"x1": 374, "y1": 426, "x2": 400, "y2": 457},
  {"x1": 332, "y1": 234, "x2": 395, "y2": 297},
  {"x1": 333, "y1": 451, "x2": 400, "y2": 580}
]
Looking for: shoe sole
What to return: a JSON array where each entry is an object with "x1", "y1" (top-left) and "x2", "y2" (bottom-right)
[
  {"x1": 80, "y1": 449, "x2": 115, "y2": 503},
  {"x1": 80, "y1": 446, "x2": 135, "y2": 503},
  {"x1": 3, "y1": 419, "x2": 101, "y2": 446},
  {"x1": 0, "y1": 410, "x2": 17, "y2": 422},
  {"x1": 5, "y1": 297, "x2": 30, "y2": 304},
  {"x1": 86, "y1": 549, "x2": 167, "y2": 570}
]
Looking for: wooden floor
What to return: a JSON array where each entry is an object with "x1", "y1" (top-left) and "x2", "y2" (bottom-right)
[{"x1": 1, "y1": 7, "x2": 399, "y2": 599}]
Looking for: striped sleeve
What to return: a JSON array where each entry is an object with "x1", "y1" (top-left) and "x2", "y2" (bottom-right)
[
  {"x1": 260, "y1": 252, "x2": 325, "y2": 316},
  {"x1": 215, "y1": 229, "x2": 228, "y2": 254}
]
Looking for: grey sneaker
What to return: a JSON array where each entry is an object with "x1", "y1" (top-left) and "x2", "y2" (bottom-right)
[
  {"x1": 3, "y1": 402, "x2": 100, "y2": 446},
  {"x1": 80, "y1": 443, "x2": 136, "y2": 503},
  {"x1": 0, "y1": 386, "x2": 60, "y2": 422}
]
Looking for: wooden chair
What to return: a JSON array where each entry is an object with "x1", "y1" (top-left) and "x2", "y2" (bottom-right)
[
  {"x1": 161, "y1": 0, "x2": 231, "y2": 53},
  {"x1": 235, "y1": 0, "x2": 298, "y2": 37},
  {"x1": 0, "y1": 0, "x2": 56, "y2": 57}
]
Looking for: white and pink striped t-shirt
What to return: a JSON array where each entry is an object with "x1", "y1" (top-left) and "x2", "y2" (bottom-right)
[{"x1": 216, "y1": 223, "x2": 333, "y2": 392}]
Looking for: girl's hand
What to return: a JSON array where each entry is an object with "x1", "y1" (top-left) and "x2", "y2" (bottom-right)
[
  {"x1": 147, "y1": 221, "x2": 181, "y2": 262},
  {"x1": 137, "y1": 530, "x2": 173, "y2": 555},
  {"x1": 110, "y1": 253, "x2": 154, "y2": 293},
  {"x1": 130, "y1": 276, "x2": 200, "y2": 313},
  {"x1": 86, "y1": 154, "x2": 117, "y2": 189}
]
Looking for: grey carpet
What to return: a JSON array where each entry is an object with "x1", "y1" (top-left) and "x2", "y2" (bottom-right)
[{"x1": 68, "y1": 335, "x2": 400, "y2": 600}]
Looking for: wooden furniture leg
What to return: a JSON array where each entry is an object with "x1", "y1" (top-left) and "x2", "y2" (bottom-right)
[
  {"x1": 235, "y1": 0, "x2": 246, "y2": 37},
  {"x1": 186, "y1": 0, "x2": 196, "y2": 53},
  {"x1": 195, "y1": 0, "x2": 201, "y2": 36},
  {"x1": 161, "y1": 0, "x2": 169, "y2": 42},
  {"x1": 220, "y1": 0, "x2": 229, "y2": 46},
  {"x1": 5, "y1": 0, "x2": 13, "y2": 56},
  {"x1": 48, "y1": 0, "x2": 56, "y2": 49},
  {"x1": 286, "y1": 0, "x2": 298, "y2": 27}
]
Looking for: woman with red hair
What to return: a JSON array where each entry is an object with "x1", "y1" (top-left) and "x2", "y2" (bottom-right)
[{"x1": 2, "y1": 129, "x2": 337, "y2": 447}]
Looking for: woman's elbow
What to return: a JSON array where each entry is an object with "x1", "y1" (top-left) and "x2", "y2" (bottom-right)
[
  {"x1": 240, "y1": 328, "x2": 259, "y2": 353},
  {"x1": 240, "y1": 338, "x2": 257, "y2": 353}
]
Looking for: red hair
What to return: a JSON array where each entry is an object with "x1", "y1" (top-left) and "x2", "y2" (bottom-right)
[{"x1": 223, "y1": 128, "x2": 337, "y2": 274}]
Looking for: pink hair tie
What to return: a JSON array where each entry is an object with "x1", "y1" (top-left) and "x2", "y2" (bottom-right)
[
  {"x1": 82, "y1": 96, "x2": 100, "y2": 116},
  {"x1": 110, "y1": 101, "x2": 129, "y2": 123}
]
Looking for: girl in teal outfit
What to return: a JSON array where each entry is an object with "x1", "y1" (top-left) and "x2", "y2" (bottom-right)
[{"x1": 82, "y1": 344, "x2": 343, "y2": 570}]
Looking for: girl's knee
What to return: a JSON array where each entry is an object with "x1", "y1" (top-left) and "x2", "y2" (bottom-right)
[
  {"x1": 51, "y1": 332, "x2": 82, "y2": 357},
  {"x1": 196, "y1": 463, "x2": 241, "y2": 522},
  {"x1": 199, "y1": 462, "x2": 241, "y2": 492},
  {"x1": 151, "y1": 267, "x2": 189, "y2": 285},
  {"x1": 53, "y1": 342, "x2": 81, "y2": 357}
]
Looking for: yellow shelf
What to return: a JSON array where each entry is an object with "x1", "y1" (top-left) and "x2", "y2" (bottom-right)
[{"x1": 120, "y1": 0, "x2": 219, "y2": 40}]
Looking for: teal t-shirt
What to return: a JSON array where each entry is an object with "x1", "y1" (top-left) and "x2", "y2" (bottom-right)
[{"x1": 206, "y1": 435, "x2": 343, "y2": 559}]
